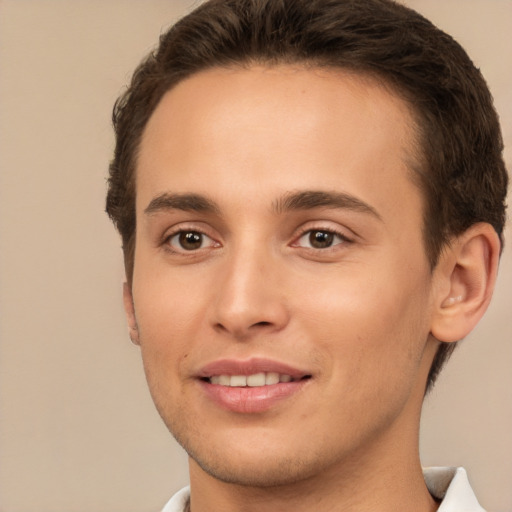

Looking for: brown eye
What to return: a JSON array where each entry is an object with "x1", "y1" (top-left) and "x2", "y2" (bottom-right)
[
  {"x1": 179, "y1": 231, "x2": 203, "y2": 250},
  {"x1": 309, "y1": 230, "x2": 334, "y2": 248},
  {"x1": 167, "y1": 230, "x2": 209, "y2": 251},
  {"x1": 295, "y1": 229, "x2": 350, "y2": 250}
]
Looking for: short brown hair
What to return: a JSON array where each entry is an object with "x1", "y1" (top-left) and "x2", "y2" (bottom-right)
[{"x1": 106, "y1": 0, "x2": 508, "y2": 391}]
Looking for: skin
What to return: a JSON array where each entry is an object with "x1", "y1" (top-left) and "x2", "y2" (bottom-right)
[{"x1": 124, "y1": 65, "x2": 499, "y2": 512}]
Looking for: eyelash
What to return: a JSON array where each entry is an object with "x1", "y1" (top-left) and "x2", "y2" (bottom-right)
[
  {"x1": 163, "y1": 227, "x2": 219, "y2": 255},
  {"x1": 161, "y1": 225, "x2": 354, "y2": 256},
  {"x1": 292, "y1": 226, "x2": 354, "y2": 251}
]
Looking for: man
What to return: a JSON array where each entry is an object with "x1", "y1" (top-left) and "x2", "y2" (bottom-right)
[{"x1": 106, "y1": 1, "x2": 508, "y2": 511}]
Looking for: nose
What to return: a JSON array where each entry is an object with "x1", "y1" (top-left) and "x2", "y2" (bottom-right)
[{"x1": 210, "y1": 244, "x2": 290, "y2": 340}]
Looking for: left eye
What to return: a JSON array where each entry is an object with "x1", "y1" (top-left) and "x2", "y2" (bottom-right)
[
  {"x1": 167, "y1": 230, "x2": 215, "y2": 251},
  {"x1": 296, "y1": 229, "x2": 348, "y2": 249}
]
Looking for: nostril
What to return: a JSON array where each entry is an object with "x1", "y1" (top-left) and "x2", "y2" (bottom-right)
[{"x1": 252, "y1": 321, "x2": 272, "y2": 327}]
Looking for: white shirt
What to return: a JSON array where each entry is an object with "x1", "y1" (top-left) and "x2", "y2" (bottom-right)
[{"x1": 161, "y1": 467, "x2": 485, "y2": 512}]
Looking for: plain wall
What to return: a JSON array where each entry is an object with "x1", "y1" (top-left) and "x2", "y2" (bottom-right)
[{"x1": 0, "y1": 1, "x2": 510, "y2": 511}]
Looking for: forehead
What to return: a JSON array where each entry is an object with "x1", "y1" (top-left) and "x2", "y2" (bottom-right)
[{"x1": 136, "y1": 65, "x2": 423, "y2": 222}]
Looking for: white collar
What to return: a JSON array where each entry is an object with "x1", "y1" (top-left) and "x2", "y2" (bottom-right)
[
  {"x1": 161, "y1": 467, "x2": 485, "y2": 512},
  {"x1": 423, "y1": 467, "x2": 485, "y2": 511}
]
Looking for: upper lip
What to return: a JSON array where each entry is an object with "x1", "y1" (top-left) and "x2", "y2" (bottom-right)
[{"x1": 197, "y1": 358, "x2": 311, "y2": 379}]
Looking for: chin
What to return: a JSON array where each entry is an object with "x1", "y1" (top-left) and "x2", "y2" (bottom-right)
[
  {"x1": 169, "y1": 421, "x2": 334, "y2": 488},
  {"x1": 190, "y1": 447, "x2": 324, "y2": 488}
]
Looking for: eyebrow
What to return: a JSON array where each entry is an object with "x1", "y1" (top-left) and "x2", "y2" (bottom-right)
[
  {"x1": 144, "y1": 193, "x2": 220, "y2": 215},
  {"x1": 144, "y1": 190, "x2": 382, "y2": 220},
  {"x1": 272, "y1": 190, "x2": 382, "y2": 220}
]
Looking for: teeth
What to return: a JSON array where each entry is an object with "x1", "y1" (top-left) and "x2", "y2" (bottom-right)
[
  {"x1": 246, "y1": 373, "x2": 265, "y2": 387},
  {"x1": 209, "y1": 372, "x2": 296, "y2": 387},
  {"x1": 230, "y1": 375, "x2": 247, "y2": 387},
  {"x1": 265, "y1": 372, "x2": 280, "y2": 385},
  {"x1": 218, "y1": 375, "x2": 231, "y2": 386}
]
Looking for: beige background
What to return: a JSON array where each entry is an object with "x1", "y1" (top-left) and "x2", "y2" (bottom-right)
[{"x1": 0, "y1": 1, "x2": 510, "y2": 511}]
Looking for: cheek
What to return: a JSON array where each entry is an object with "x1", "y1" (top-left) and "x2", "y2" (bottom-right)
[
  {"x1": 134, "y1": 264, "x2": 208, "y2": 337},
  {"x1": 295, "y1": 263, "x2": 432, "y2": 378},
  {"x1": 131, "y1": 271, "x2": 209, "y2": 386},
  {"x1": 295, "y1": 275, "x2": 432, "y2": 432}
]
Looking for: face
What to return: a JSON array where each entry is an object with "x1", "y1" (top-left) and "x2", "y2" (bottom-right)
[{"x1": 128, "y1": 65, "x2": 439, "y2": 486}]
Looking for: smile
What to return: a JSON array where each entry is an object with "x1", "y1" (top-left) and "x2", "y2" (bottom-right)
[
  {"x1": 207, "y1": 372, "x2": 301, "y2": 387},
  {"x1": 198, "y1": 359, "x2": 312, "y2": 413}
]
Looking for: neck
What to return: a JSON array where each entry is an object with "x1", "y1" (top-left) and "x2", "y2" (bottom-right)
[{"x1": 187, "y1": 424, "x2": 438, "y2": 512}]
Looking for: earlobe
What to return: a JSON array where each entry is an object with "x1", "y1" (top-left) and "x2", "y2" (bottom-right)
[
  {"x1": 123, "y1": 282, "x2": 140, "y2": 345},
  {"x1": 430, "y1": 223, "x2": 500, "y2": 343}
]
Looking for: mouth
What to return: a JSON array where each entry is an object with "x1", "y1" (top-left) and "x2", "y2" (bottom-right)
[
  {"x1": 197, "y1": 359, "x2": 312, "y2": 413},
  {"x1": 203, "y1": 372, "x2": 311, "y2": 387}
]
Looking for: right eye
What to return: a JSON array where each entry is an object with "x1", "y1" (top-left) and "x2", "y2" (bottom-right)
[{"x1": 166, "y1": 230, "x2": 217, "y2": 252}]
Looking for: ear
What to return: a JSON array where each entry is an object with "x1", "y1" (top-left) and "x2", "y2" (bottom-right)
[
  {"x1": 430, "y1": 223, "x2": 501, "y2": 343},
  {"x1": 123, "y1": 282, "x2": 140, "y2": 345}
]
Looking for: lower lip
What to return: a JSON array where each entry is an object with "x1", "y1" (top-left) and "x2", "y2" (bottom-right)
[{"x1": 199, "y1": 379, "x2": 309, "y2": 413}]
